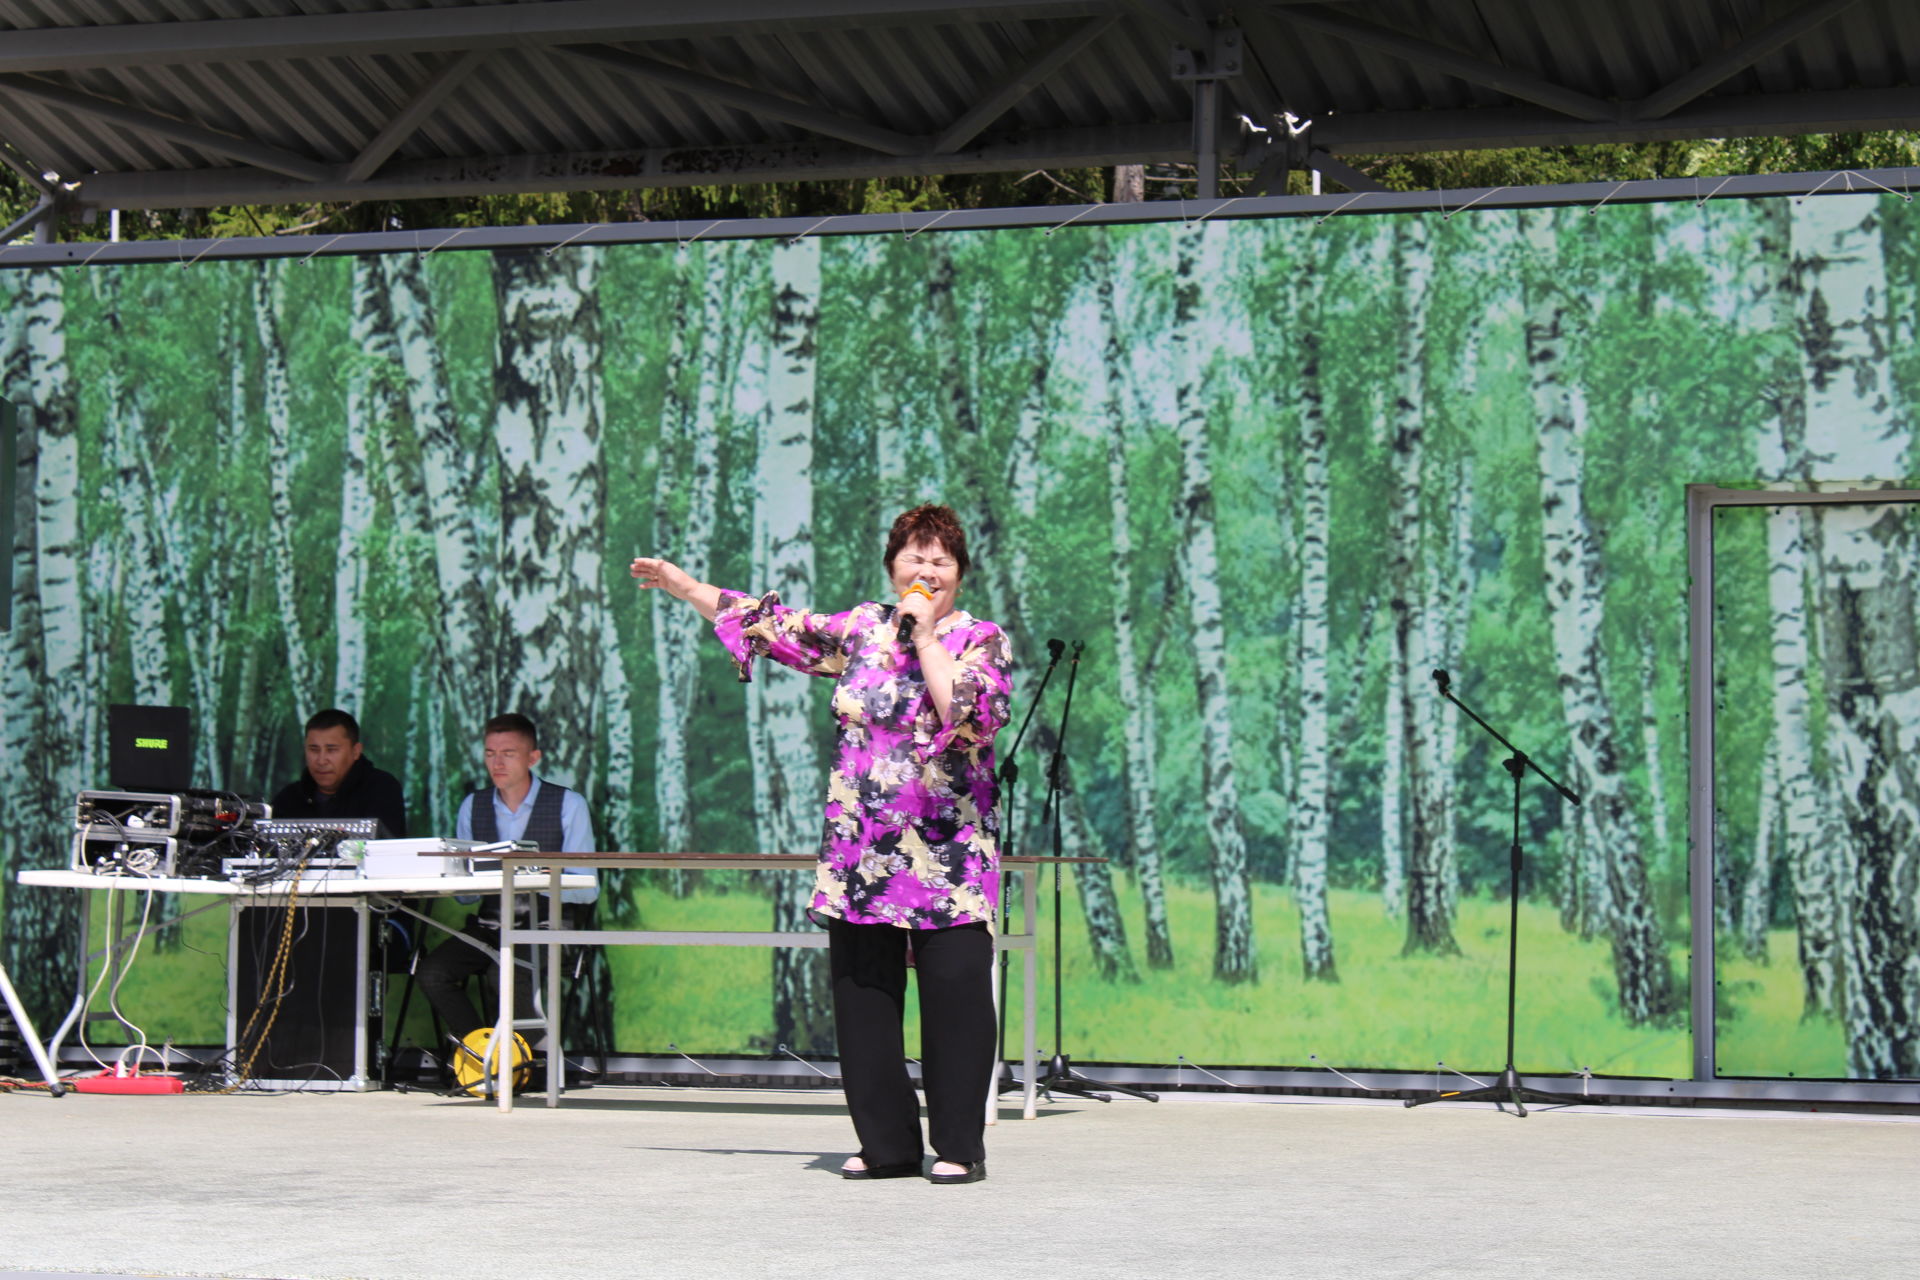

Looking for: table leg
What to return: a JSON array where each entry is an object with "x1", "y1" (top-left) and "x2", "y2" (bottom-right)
[
  {"x1": 353, "y1": 899, "x2": 370, "y2": 1090},
  {"x1": 225, "y1": 900, "x2": 240, "y2": 1085},
  {"x1": 985, "y1": 922, "x2": 1004, "y2": 1128},
  {"x1": 496, "y1": 877, "x2": 514, "y2": 1112},
  {"x1": 1023, "y1": 867, "x2": 1038, "y2": 1121},
  {"x1": 0, "y1": 960, "x2": 62, "y2": 1093},
  {"x1": 104, "y1": 889, "x2": 141, "y2": 1042},
  {"x1": 545, "y1": 867, "x2": 561, "y2": 1108},
  {"x1": 46, "y1": 887, "x2": 93, "y2": 1061}
]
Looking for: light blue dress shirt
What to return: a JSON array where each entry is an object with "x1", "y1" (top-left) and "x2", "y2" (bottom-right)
[{"x1": 455, "y1": 775, "x2": 599, "y2": 904}]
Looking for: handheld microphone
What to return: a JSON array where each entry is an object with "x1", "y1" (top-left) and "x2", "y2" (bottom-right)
[
  {"x1": 1431, "y1": 669, "x2": 1451, "y2": 693},
  {"x1": 897, "y1": 579, "x2": 932, "y2": 646}
]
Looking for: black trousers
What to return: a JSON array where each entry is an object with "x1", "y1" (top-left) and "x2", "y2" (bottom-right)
[
  {"x1": 829, "y1": 918, "x2": 996, "y2": 1167},
  {"x1": 415, "y1": 919, "x2": 534, "y2": 1042}
]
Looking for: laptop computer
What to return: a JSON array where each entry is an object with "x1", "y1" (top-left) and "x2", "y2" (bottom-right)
[{"x1": 106, "y1": 704, "x2": 193, "y2": 792}]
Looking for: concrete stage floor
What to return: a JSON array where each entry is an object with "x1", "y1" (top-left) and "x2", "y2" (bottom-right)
[{"x1": 2, "y1": 1085, "x2": 1914, "y2": 1280}]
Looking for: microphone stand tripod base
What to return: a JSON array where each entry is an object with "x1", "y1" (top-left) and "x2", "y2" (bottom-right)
[
  {"x1": 993, "y1": 1062, "x2": 1027, "y2": 1096},
  {"x1": 1034, "y1": 1053, "x2": 1159, "y2": 1104},
  {"x1": 1402, "y1": 1065, "x2": 1602, "y2": 1118}
]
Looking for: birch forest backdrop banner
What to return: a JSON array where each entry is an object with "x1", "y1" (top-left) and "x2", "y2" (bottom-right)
[{"x1": 2, "y1": 192, "x2": 1917, "y2": 1084}]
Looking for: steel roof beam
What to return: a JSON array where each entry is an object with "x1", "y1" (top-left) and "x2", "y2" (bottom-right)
[
  {"x1": 343, "y1": 49, "x2": 490, "y2": 183},
  {"x1": 1630, "y1": 0, "x2": 1867, "y2": 121},
  {"x1": 0, "y1": 138, "x2": 59, "y2": 196},
  {"x1": 1315, "y1": 86, "x2": 1920, "y2": 153},
  {"x1": 932, "y1": 14, "x2": 1118, "y2": 154},
  {"x1": 1117, "y1": 0, "x2": 1210, "y2": 48},
  {"x1": 1277, "y1": 3, "x2": 1618, "y2": 123},
  {"x1": 1307, "y1": 148, "x2": 1385, "y2": 192},
  {"x1": 1227, "y1": 7, "x2": 1303, "y2": 132},
  {"x1": 71, "y1": 123, "x2": 1192, "y2": 210},
  {"x1": 0, "y1": 195, "x2": 54, "y2": 244},
  {"x1": 561, "y1": 46, "x2": 919, "y2": 156},
  {"x1": 57, "y1": 80, "x2": 1920, "y2": 212},
  {"x1": 0, "y1": 75, "x2": 331, "y2": 182},
  {"x1": 0, "y1": 1, "x2": 1108, "y2": 73}
]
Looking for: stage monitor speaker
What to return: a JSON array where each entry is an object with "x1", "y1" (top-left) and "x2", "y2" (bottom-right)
[{"x1": 233, "y1": 905, "x2": 377, "y2": 1085}]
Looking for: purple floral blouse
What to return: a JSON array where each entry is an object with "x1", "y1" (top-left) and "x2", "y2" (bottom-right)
[{"x1": 714, "y1": 590, "x2": 1013, "y2": 932}]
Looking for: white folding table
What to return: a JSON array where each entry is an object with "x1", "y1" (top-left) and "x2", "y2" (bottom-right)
[
  {"x1": 14, "y1": 867, "x2": 591, "y2": 1089},
  {"x1": 485, "y1": 852, "x2": 1089, "y2": 1121}
]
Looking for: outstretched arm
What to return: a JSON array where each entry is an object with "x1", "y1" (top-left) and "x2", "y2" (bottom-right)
[{"x1": 631, "y1": 556, "x2": 722, "y2": 621}]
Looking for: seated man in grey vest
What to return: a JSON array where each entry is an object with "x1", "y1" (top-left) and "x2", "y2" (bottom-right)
[{"x1": 416, "y1": 712, "x2": 599, "y2": 1044}]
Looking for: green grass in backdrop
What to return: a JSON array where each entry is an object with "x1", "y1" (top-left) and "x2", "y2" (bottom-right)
[
  {"x1": 77, "y1": 879, "x2": 1843, "y2": 1079},
  {"x1": 1714, "y1": 935, "x2": 1848, "y2": 1079}
]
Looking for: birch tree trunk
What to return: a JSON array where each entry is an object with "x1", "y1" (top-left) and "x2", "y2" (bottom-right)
[
  {"x1": 1426, "y1": 276, "x2": 1485, "y2": 934},
  {"x1": 1361, "y1": 252, "x2": 1405, "y2": 922},
  {"x1": 1065, "y1": 783, "x2": 1136, "y2": 980},
  {"x1": 492, "y1": 247, "x2": 617, "y2": 1045},
  {"x1": 1001, "y1": 293, "x2": 1134, "y2": 980},
  {"x1": 230, "y1": 572, "x2": 269, "y2": 794},
  {"x1": 1096, "y1": 234, "x2": 1171, "y2": 968},
  {"x1": 1638, "y1": 633, "x2": 1674, "y2": 879},
  {"x1": 97, "y1": 274, "x2": 169, "y2": 707},
  {"x1": 1173, "y1": 224, "x2": 1255, "y2": 984},
  {"x1": 492, "y1": 249, "x2": 610, "y2": 766},
  {"x1": 216, "y1": 289, "x2": 251, "y2": 781},
  {"x1": 1381, "y1": 636, "x2": 1406, "y2": 919},
  {"x1": 1, "y1": 280, "x2": 51, "y2": 1018},
  {"x1": 1816, "y1": 499, "x2": 1920, "y2": 1077},
  {"x1": 1432, "y1": 456, "x2": 1477, "y2": 906},
  {"x1": 1392, "y1": 220, "x2": 1456, "y2": 957},
  {"x1": 386, "y1": 249, "x2": 494, "y2": 796},
  {"x1": 597, "y1": 565, "x2": 635, "y2": 858},
  {"x1": 1, "y1": 268, "x2": 80, "y2": 1021},
  {"x1": 1562, "y1": 774, "x2": 1599, "y2": 934},
  {"x1": 1521, "y1": 210, "x2": 1679, "y2": 1025},
  {"x1": 653, "y1": 245, "x2": 727, "y2": 871},
  {"x1": 755, "y1": 239, "x2": 832, "y2": 1052},
  {"x1": 178, "y1": 286, "x2": 259, "y2": 783},
  {"x1": 847, "y1": 240, "x2": 913, "y2": 544},
  {"x1": 32, "y1": 264, "x2": 84, "y2": 814},
  {"x1": 1739, "y1": 748, "x2": 1777, "y2": 961},
  {"x1": 95, "y1": 270, "x2": 189, "y2": 944},
  {"x1": 333, "y1": 257, "x2": 391, "y2": 711},
  {"x1": 257, "y1": 261, "x2": 316, "y2": 707},
  {"x1": 1794, "y1": 196, "x2": 1920, "y2": 1077},
  {"x1": 1292, "y1": 276, "x2": 1336, "y2": 981},
  {"x1": 924, "y1": 240, "x2": 992, "y2": 615},
  {"x1": 1754, "y1": 198, "x2": 1838, "y2": 1014}
]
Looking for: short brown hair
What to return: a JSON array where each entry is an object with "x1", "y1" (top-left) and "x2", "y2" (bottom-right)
[
  {"x1": 884, "y1": 504, "x2": 972, "y2": 581},
  {"x1": 483, "y1": 712, "x2": 539, "y2": 751}
]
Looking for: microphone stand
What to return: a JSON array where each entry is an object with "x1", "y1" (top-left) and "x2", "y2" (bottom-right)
[
  {"x1": 993, "y1": 638, "x2": 1065, "y2": 1095},
  {"x1": 1033, "y1": 641, "x2": 1156, "y2": 1104},
  {"x1": 1403, "y1": 668, "x2": 1601, "y2": 1117}
]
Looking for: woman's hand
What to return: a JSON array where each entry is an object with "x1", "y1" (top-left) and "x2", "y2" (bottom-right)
[
  {"x1": 895, "y1": 588, "x2": 957, "y2": 721},
  {"x1": 631, "y1": 556, "x2": 721, "y2": 621},
  {"x1": 895, "y1": 586, "x2": 936, "y2": 646},
  {"x1": 630, "y1": 556, "x2": 692, "y2": 598}
]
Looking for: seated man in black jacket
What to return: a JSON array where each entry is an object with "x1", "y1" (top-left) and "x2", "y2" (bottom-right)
[
  {"x1": 242, "y1": 708, "x2": 409, "y2": 1080},
  {"x1": 270, "y1": 708, "x2": 408, "y2": 837}
]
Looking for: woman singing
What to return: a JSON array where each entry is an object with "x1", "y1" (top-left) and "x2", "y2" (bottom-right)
[{"x1": 632, "y1": 504, "x2": 1012, "y2": 1184}]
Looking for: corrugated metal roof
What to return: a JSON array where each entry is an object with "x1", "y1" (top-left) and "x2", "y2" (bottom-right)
[{"x1": 0, "y1": 0, "x2": 1910, "y2": 217}]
